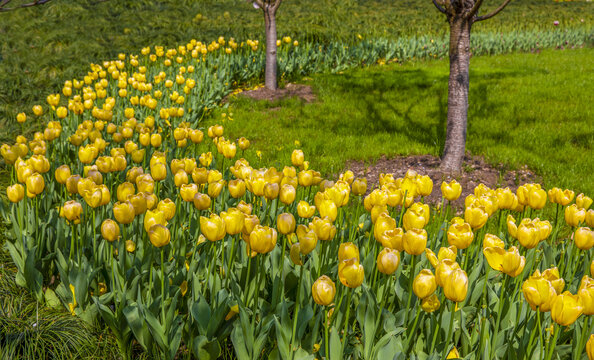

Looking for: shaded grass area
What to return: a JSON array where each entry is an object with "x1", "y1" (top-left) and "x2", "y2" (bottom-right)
[{"x1": 214, "y1": 48, "x2": 594, "y2": 195}]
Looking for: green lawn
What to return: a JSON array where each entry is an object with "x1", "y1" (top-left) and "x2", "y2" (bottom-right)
[
  {"x1": 213, "y1": 48, "x2": 594, "y2": 195},
  {"x1": 0, "y1": 0, "x2": 591, "y2": 141}
]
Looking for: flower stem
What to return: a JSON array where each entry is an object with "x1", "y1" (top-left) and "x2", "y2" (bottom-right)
[
  {"x1": 291, "y1": 263, "x2": 304, "y2": 359},
  {"x1": 341, "y1": 288, "x2": 353, "y2": 357}
]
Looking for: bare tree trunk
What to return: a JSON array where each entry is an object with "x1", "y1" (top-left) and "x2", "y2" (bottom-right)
[
  {"x1": 264, "y1": 7, "x2": 278, "y2": 91},
  {"x1": 441, "y1": 16, "x2": 472, "y2": 173}
]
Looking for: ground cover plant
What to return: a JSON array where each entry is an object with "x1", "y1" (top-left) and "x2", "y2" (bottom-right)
[{"x1": 0, "y1": 34, "x2": 594, "y2": 359}]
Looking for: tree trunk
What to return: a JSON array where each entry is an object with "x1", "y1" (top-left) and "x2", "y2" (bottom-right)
[
  {"x1": 264, "y1": 7, "x2": 278, "y2": 91},
  {"x1": 440, "y1": 16, "x2": 472, "y2": 173}
]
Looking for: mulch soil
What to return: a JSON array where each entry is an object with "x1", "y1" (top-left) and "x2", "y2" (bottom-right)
[{"x1": 346, "y1": 154, "x2": 539, "y2": 210}]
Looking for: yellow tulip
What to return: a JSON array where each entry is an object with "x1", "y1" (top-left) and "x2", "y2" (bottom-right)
[
  {"x1": 144, "y1": 209, "x2": 167, "y2": 232},
  {"x1": 577, "y1": 193, "x2": 593, "y2": 210},
  {"x1": 578, "y1": 276, "x2": 594, "y2": 315},
  {"x1": 413, "y1": 269, "x2": 437, "y2": 299},
  {"x1": 351, "y1": 178, "x2": 367, "y2": 196},
  {"x1": 193, "y1": 192, "x2": 211, "y2": 210},
  {"x1": 421, "y1": 293, "x2": 441, "y2": 313},
  {"x1": 447, "y1": 218, "x2": 474, "y2": 249},
  {"x1": 441, "y1": 180, "x2": 462, "y2": 201},
  {"x1": 54, "y1": 165, "x2": 71, "y2": 184},
  {"x1": 384, "y1": 184, "x2": 402, "y2": 207},
  {"x1": 548, "y1": 188, "x2": 575, "y2": 206},
  {"x1": 312, "y1": 275, "x2": 336, "y2": 306},
  {"x1": 565, "y1": 204, "x2": 586, "y2": 227},
  {"x1": 125, "y1": 240, "x2": 136, "y2": 253},
  {"x1": 263, "y1": 182, "x2": 279, "y2": 200},
  {"x1": 586, "y1": 210, "x2": 594, "y2": 228},
  {"x1": 290, "y1": 243, "x2": 303, "y2": 265},
  {"x1": 377, "y1": 248, "x2": 400, "y2": 275},
  {"x1": 536, "y1": 219, "x2": 552, "y2": 241},
  {"x1": 192, "y1": 167, "x2": 209, "y2": 185},
  {"x1": 551, "y1": 291, "x2": 583, "y2": 326},
  {"x1": 443, "y1": 268, "x2": 468, "y2": 303},
  {"x1": 575, "y1": 227, "x2": 594, "y2": 250},
  {"x1": 6, "y1": 184, "x2": 25, "y2": 203},
  {"x1": 249, "y1": 225, "x2": 277, "y2": 254},
  {"x1": 338, "y1": 242, "x2": 360, "y2": 262},
  {"x1": 374, "y1": 213, "x2": 396, "y2": 242},
  {"x1": 237, "y1": 200, "x2": 253, "y2": 215},
  {"x1": 296, "y1": 225, "x2": 318, "y2": 254},
  {"x1": 117, "y1": 182, "x2": 135, "y2": 202},
  {"x1": 587, "y1": 335, "x2": 594, "y2": 360},
  {"x1": 403, "y1": 202, "x2": 430, "y2": 231},
  {"x1": 174, "y1": 170, "x2": 189, "y2": 187},
  {"x1": 379, "y1": 228, "x2": 404, "y2": 251},
  {"x1": 279, "y1": 184, "x2": 296, "y2": 205},
  {"x1": 496, "y1": 187, "x2": 516, "y2": 210},
  {"x1": 238, "y1": 137, "x2": 250, "y2": 150},
  {"x1": 208, "y1": 180, "x2": 225, "y2": 199},
  {"x1": 180, "y1": 183, "x2": 198, "y2": 202},
  {"x1": 542, "y1": 267, "x2": 565, "y2": 294},
  {"x1": 483, "y1": 245, "x2": 525, "y2": 277},
  {"x1": 277, "y1": 212, "x2": 296, "y2": 235},
  {"x1": 113, "y1": 201, "x2": 135, "y2": 224},
  {"x1": 150, "y1": 162, "x2": 167, "y2": 181},
  {"x1": 437, "y1": 246, "x2": 457, "y2": 263},
  {"x1": 200, "y1": 214, "x2": 226, "y2": 241},
  {"x1": 291, "y1": 149, "x2": 304, "y2": 167},
  {"x1": 464, "y1": 205, "x2": 488, "y2": 230},
  {"x1": 148, "y1": 224, "x2": 171, "y2": 248},
  {"x1": 527, "y1": 187, "x2": 547, "y2": 209},
  {"x1": 436, "y1": 259, "x2": 460, "y2": 287},
  {"x1": 310, "y1": 217, "x2": 336, "y2": 241},
  {"x1": 446, "y1": 347, "x2": 460, "y2": 359},
  {"x1": 65, "y1": 175, "x2": 81, "y2": 194},
  {"x1": 221, "y1": 208, "x2": 245, "y2": 235},
  {"x1": 297, "y1": 200, "x2": 316, "y2": 219},
  {"x1": 522, "y1": 269, "x2": 557, "y2": 312},
  {"x1": 517, "y1": 221, "x2": 540, "y2": 249},
  {"x1": 403, "y1": 228, "x2": 427, "y2": 256},
  {"x1": 338, "y1": 258, "x2": 364, "y2": 288},
  {"x1": 25, "y1": 172, "x2": 45, "y2": 196},
  {"x1": 318, "y1": 199, "x2": 337, "y2": 222},
  {"x1": 62, "y1": 200, "x2": 83, "y2": 224},
  {"x1": 154, "y1": 200, "x2": 173, "y2": 222},
  {"x1": 298, "y1": 170, "x2": 314, "y2": 187}
]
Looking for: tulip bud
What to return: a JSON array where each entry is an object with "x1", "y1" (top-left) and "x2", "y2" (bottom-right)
[
  {"x1": 338, "y1": 258, "x2": 364, "y2": 288},
  {"x1": 249, "y1": 225, "x2": 277, "y2": 254},
  {"x1": 291, "y1": 149, "x2": 304, "y2": 167},
  {"x1": 296, "y1": 225, "x2": 318, "y2": 254},
  {"x1": 277, "y1": 212, "x2": 296, "y2": 235},
  {"x1": 443, "y1": 268, "x2": 468, "y2": 303},
  {"x1": 575, "y1": 227, "x2": 594, "y2": 250},
  {"x1": 6, "y1": 184, "x2": 25, "y2": 203},
  {"x1": 113, "y1": 201, "x2": 135, "y2": 224},
  {"x1": 441, "y1": 180, "x2": 462, "y2": 201},
  {"x1": 148, "y1": 224, "x2": 171, "y2": 248},
  {"x1": 279, "y1": 184, "x2": 296, "y2": 205},
  {"x1": 297, "y1": 201, "x2": 316, "y2": 219},
  {"x1": 158, "y1": 198, "x2": 176, "y2": 220},
  {"x1": 413, "y1": 269, "x2": 437, "y2": 299},
  {"x1": 312, "y1": 275, "x2": 336, "y2": 306},
  {"x1": 310, "y1": 217, "x2": 336, "y2": 241},
  {"x1": 577, "y1": 193, "x2": 593, "y2": 210},
  {"x1": 551, "y1": 291, "x2": 583, "y2": 326},
  {"x1": 566, "y1": 204, "x2": 586, "y2": 227},
  {"x1": 403, "y1": 228, "x2": 427, "y2": 256},
  {"x1": 351, "y1": 178, "x2": 367, "y2": 196},
  {"x1": 25, "y1": 172, "x2": 45, "y2": 196},
  {"x1": 62, "y1": 200, "x2": 83, "y2": 224},
  {"x1": 522, "y1": 270, "x2": 557, "y2": 312},
  {"x1": 447, "y1": 219, "x2": 474, "y2": 249},
  {"x1": 416, "y1": 175, "x2": 433, "y2": 197},
  {"x1": 101, "y1": 219, "x2": 120, "y2": 242},
  {"x1": 200, "y1": 214, "x2": 226, "y2": 241},
  {"x1": 464, "y1": 205, "x2": 488, "y2": 230},
  {"x1": 338, "y1": 242, "x2": 359, "y2": 262},
  {"x1": 238, "y1": 137, "x2": 250, "y2": 150},
  {"x1": 221, "y1": 208, "x2": 245, "y2": 235},
  {"x1": 376, "y1": 248, "x2": 400, "y2": 275}
]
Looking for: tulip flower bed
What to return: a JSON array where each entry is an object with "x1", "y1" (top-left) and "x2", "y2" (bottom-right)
[{"x1": 2, "y1": 43, "x2": 594, "y2": 360}]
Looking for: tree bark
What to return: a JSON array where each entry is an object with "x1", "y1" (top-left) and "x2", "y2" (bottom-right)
[
  {"x1": 440, "y1": 16, "x2": 472, "y2": 173},
  {"x1": 263, "y1": 6, "x2": 278, "y2": 91}
]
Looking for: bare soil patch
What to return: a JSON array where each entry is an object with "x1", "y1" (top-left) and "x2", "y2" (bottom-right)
[
  {"x1": 346, "y1": 154, "x2": 539, "y2": 209},
  {"x1": 232, "y1": 83, "x2": 316, "y2": 103}
]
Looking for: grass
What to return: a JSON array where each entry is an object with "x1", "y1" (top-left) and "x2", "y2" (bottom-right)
[
  {"x1": 213, "y1": 48, "x2": 594, "y2": 195},
  {"x1": 0, "y1": 0, "x2": 591, "y2": 139}
]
